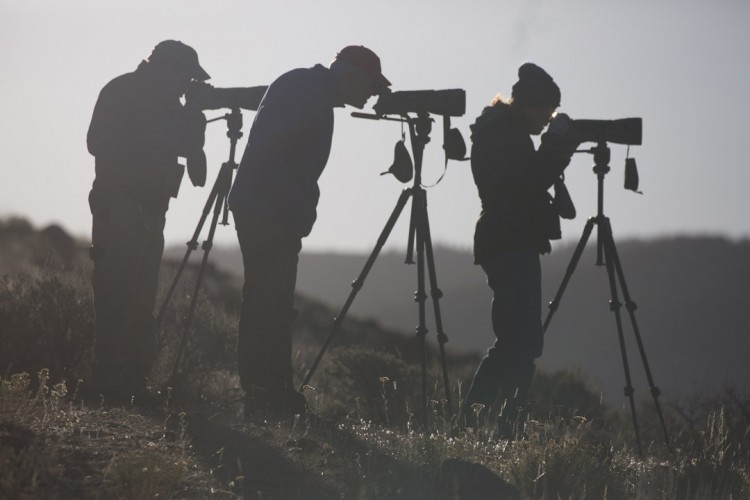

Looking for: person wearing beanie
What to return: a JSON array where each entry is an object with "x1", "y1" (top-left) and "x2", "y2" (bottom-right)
[
  {"x1": 459, "y1": 62, "x2": 579, "y2": 438},
  {"x1": 228, "y1": 46, "x2": 391, "y2": 419}
]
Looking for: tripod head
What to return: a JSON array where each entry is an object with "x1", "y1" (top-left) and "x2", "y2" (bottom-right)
[
  {"x1": 574, "y1": 136, "x2": 641, "y2": 201},
  {"x1": 351, "y1": 111, "x2": 431, "y2": 184},
  {"x1": 573, "y1": 139, "x2": 642, "y2": 265},
  {"x1": 575, "y1": 141, "x2": 611, "y2": 176},
  {"x1": 206, "y1": 108, "x2": 245, "y2": 225},
  {"x1": 352, "y1": 109, "x2": 466, "y2": 187},
  {"x1": 224, "y1": 108, "x2": 244, "y2": 141},
  {"x1": 207, "y1": 108, "x2": 244, "y2": 148}
]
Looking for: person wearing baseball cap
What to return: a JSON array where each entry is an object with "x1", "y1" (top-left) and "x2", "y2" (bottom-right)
[
  {"x1": 228, "y1": 46, "x2": 391, "y2": 419},
  {"x1": 458, "y1": 62, "x2": 580, "y2": 439},
  {"x1": 85, "y1": 41, "x2": 210, "y2": 405},
  {"x1": 330, "y1": 45, "x2": 391, "y2": 107},
  {"x1": 148, "y1": 39, "x2": 211, "y2": 82}
]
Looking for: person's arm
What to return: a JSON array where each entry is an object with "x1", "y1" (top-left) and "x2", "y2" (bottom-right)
[
  {"x1": 510, "y1": 116, "x2": 577, "y2": 196},
  {"x1": 87, "y1": 79, "x2": 132, "y2": 160},
  {"x1": 177, "y1": 106, "x2": 207, "y2": 187}
]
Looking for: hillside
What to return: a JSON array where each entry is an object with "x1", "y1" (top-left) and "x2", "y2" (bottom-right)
[
  {"x1": 3, "y1": 217, "x2": 750, "y2": 498},
  {"x1": 197, "y1": 236, "x2": 750, "y2": 403}
]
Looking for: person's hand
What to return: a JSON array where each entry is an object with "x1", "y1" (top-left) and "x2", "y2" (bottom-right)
[
  {"x1": 547, "y1": 112, "x2": 571, "y2": 136},
  {"x1": 187, "y1": 150, "x2": 207, "y2": 187},
  {"x1": 181, "y1": 108, "x2": 207, "y2": 187}
]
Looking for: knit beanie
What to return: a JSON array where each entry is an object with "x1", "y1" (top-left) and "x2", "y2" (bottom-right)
[{"x1": 511, "y1": 62, "x2": 560, "y2": 108}]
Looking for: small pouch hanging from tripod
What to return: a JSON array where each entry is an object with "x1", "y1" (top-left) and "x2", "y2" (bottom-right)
[
  {"x1": 381, "y1": 139, "x2": 413, "y2": 183},
  {"x1": 553, "y1": 175, "x2": 576, "y2": 219}
]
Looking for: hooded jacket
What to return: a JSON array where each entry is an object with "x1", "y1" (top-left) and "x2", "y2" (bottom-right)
[{"x1": 470, "y1": 102, "x2": 574, "y2": 263}]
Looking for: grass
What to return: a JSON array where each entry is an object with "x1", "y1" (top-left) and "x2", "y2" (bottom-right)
[
  {"x1": 1, "y1": 219, "x2": 749, "y2": 498},
  {"x1": 0, "y1": 369, "x2": 233, "y2": 499},
  {"x1": 2, "y1": 364, "x2": 750, "y2": 498}
]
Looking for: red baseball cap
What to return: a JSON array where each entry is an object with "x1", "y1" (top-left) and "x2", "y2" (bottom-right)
[{"x1": 333, "y1": 45, "x2": 391, "y2": 89}]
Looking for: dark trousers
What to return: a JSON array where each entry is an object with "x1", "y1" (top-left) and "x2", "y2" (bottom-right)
[
  {"x1": 89, "y1": 188, "x2": 166, "y2": 392},
  {"x1": 461, "y1": 249, "x2": 542, "y2": 433},
  {"x1": 234, "y1": 213, "x2": 301, "y2": 398}
]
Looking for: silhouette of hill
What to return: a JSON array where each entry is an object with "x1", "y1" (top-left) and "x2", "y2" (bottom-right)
[
  {"x1": 11, "y1": 215, "x2": 742, "y2": 404},
  {"x1": 4, "y1": 216, "x2": 749, "y2": 500},
  {"x1": 198, "y1": 236, "x2": 750, "y2": 403}
]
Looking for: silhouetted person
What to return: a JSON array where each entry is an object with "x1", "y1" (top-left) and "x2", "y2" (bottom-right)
[
  {"x1": 228, "y1": 46, "x2": 391, "y2": 418},
  {"x1": 87, "y1": 40, "x2": 210, "y2": 402},
  {"x1": 460, "y1": 63, "x2": 578, "y2": 438}
]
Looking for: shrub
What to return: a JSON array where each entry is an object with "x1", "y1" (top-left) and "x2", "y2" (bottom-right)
[
  {"x1": 316, "y1": 346, "x2": 424, "y2": 426},
  {"x1": 106, "y1": 450, "x2": 188, "y2": 499},
  {"x1": 151, "y1": 280, "x2": 239, "y2": 404},
  {"x1": 0, "y1": 272, "x2": 95, "y2": 383},
  {"x1": 508, "y1": 417, "x2": 632, "y2": 500}
]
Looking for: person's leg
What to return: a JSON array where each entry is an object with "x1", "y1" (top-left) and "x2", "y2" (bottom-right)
[
  {"x1": 127, "y1": 206, "x2": 166, "y2": 392},
  {"x1": 495, "y1": 356, "x2": 535, "y2": 439},
  {"x1": 235, "y1": 214, "x2": 303, "y2": 416},
  {"x1": 460, "y1": 254, "x2": 510, "y2": 429},
  {"x1": 460, "y1": 249, "x2": 542, "y2": 431},
  {"x1": 89, "y1": 190, "x2": 162, "y2": 398},
  {"x1": 460, "y1": 347, "x2": 505, "y2": 429},
  {"x1": 490, "y1": 249, "x2": 542, "y2": 438}
]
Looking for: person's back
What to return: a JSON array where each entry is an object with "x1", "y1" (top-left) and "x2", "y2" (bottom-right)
[
  {"x1": 88, "y1": 63, "x2": 186, "y2": 209},
  {"x1": 228, "y1": 65, "x2": 336, "y2": 238}
]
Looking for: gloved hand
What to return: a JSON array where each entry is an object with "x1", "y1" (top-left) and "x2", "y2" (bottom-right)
[
  {"x1": 187, "y1": 150, "x2": 207, "y2": 187},
  {"x1": 180, "y1": 107, "x2": 207, "y2": 187},
  {"x1": 540, "y1": 112, "x2": 577, "y2": 168},
  {"x1": 547, "y1": 112, "x2": 572, "y2": 136}
]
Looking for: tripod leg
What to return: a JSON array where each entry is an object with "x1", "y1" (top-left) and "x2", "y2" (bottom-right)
[
  {"x1": 602, "y1": 220, "x2": 671, "y2": 449},
  {"x1": 544, "y1": 217, "x2": 596, "y2": 333},
  {"x1": 156, "y1": 175, "x2": 222, "y2": 327},
  {"x1": 413, "y1": 191, "x2": 430, "y2": 428},
  {"x1": 405, "y1": 189, "x2": 418, "y2": 264},
  {"x1": 300, "y1": 189, "x2": 412, "y2": 391},
  {"x1": 169, "y1": 166, "x2": 232, "y2": 383},
  {"x1": 600, "y1": 217, "x2": 644, "y2": 458},
  {"x1": 416, "y1": 190, "x2": 453, "y2": 415}
]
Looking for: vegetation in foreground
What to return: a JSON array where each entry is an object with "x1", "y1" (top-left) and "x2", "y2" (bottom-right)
[{"x1": 1, "y1": 217, "x2": 749, "y2": 499}]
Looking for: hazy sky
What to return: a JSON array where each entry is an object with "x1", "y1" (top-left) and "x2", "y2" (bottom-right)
[{"x1": 2, "y1": 0, "x2": 749, "y2": 253}]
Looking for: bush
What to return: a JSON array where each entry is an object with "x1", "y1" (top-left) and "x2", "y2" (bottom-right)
[
  {"x1": 151, "y1": 278, "x2": 239, "y2": 404},
  {"x1": 0, "y1": 253, "x2": 239, "y2": 405},
  {"x1": 0, "y1": 272, "x2": 95, "y2": 383},
  {"x1": 316, "y1": 346, "x2": 425, "y2": 426},
  {"x1": 508, "y1": 417, "x2": 632, "y2": 500},
  {"x1": 106, "y1": 450, "x2": 188, "y2": 499}
]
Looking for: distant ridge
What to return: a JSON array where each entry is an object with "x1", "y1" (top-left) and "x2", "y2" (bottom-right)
[{"x1": 195, "y1": 236, "x2": 750, "y2": 402}]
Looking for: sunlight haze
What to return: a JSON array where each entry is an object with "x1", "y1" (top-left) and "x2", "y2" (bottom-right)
[{"x1": 2, "y1": 0, "x2": 748, "y2": 252}]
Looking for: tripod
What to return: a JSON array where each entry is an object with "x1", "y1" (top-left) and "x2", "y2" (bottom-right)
[
  {"x1": 156, "y1": 108, "x2": 244, "y2": 383},
  {"x1": 301, "y1": 112, "x2": 452, "y2": 428},
  {"x1": 543, "y1": 142, "x2": 669, "y2": 457}
]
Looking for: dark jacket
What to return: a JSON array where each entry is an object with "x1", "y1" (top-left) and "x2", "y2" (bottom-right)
[
  {"x1": 228, "y1": 65, "x2": 337, "y2": 238},
  {"x1": 87, "y1": 61, "x2": 194, "y2": 210},
  {"x1": 470, "y1": 103, "x2": 574, "y2": 263}
]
